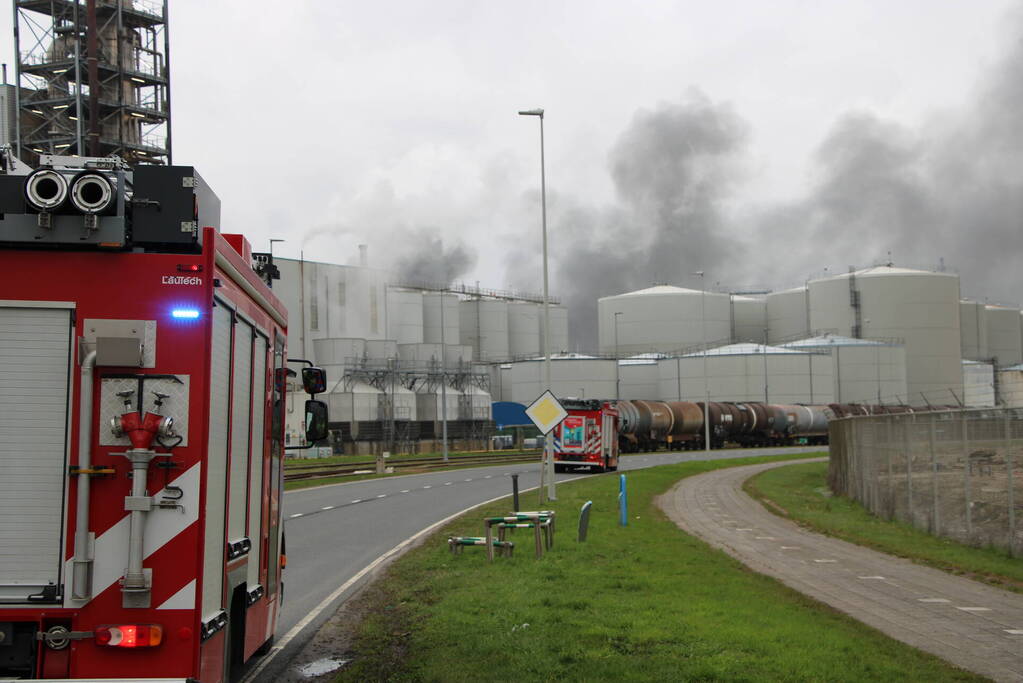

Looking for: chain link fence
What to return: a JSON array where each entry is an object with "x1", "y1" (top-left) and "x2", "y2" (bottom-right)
[{"x1": 829, "y1": 408, "x2": 1022, "y2": 556}]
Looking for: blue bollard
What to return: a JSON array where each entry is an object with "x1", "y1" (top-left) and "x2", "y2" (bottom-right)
[{"x1": 619, "y1": 474, "x2": 627, "y2": 526}]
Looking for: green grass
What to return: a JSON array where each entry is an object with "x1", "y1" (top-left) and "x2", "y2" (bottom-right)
[
  {"x1": 744, "y1": 461, "x2": 1023, "y2": 594},
  {"x1": 333, "y1": 454, "x2": 983, "y2": 682}
]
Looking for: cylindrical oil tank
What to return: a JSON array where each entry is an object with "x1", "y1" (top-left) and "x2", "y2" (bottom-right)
[
  {"x1": 731, "y1": 295, "x2": 767, "y2": 344},
  {"x1": 598, "y1": 285, "x2": 730, "y2": 355},
  {"x1": 805, "y1": 405, "x2": 832, "y2": 432},
  {"x1": 985, "y1": 304, "x2": 1022, "y2": 368},
  {"x1": 422, "y1": 292, "x2": 460, "y2": 345},
  {"x1": 780, "y1": 334, "x2": 907, "y2": 405},
  {"x1": 385, "y1": 288, "x2": 424, "y2": 344},
  {"x1": 665, "y1": 401, "x2": 703, "y2": 436},
  {"x1": 962, "y1": 360, "x2": 995, "y2": 407},
  {"x1": 717, "y1": 402, "x2": 743, "y2": 437},
  {"x1": 619, "y1": 355, "x2": 661, "y2": 399},
  {"x1": 776, "y1": 404, "x2": 813, "y2": 434},
  {"x1": 460, "y1": 299, "x2": 510, "y2": 361},
  {"x1": 809, "y1": 266, "x2": 962, "y2": 405},
  {"x1": 539, "y1": 304, "x2": 570, "y2": 355},
  {"x1": 766, "y1": 286, "x2": 809, "y2": 344},
  {"x1": 503, "y1": 357, "x2": 616, "y2": 405},
  {"x1": 743, "y1": 402, "x2": 769, "y2": 434},
  {"x1": 959, "y1": 300, "x2": 989, "y2": 362},
  {"x1": 507, "y1": 302, "x2": 541, "y2": 358},
  {"x1": 328, "y1": 381, "x2": 381, "y2": 423},
  {"x1": 313, "y1": 337, "x2": 366, "y2": 367},
  {"x1": 444, "y1": 344, "x2": 473, "y2": 368}
]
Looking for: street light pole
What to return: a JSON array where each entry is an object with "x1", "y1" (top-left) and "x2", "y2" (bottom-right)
[
  {"x1": 440, "y1": 291, "x2": 449, "y2": 462},
  {"x1": 519, "y1": 107, "x2": 555, "y2": 501},
  {"x1": 614, "y1": 311, "x2": 623, "y2": 400},
  {"x1": 695, "y1": 271, "x2": 710, "y2": 453}
]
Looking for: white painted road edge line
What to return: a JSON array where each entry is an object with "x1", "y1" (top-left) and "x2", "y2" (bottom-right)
[{"x1": 241, "y1": 475, "x2": 588, "y2": 683}]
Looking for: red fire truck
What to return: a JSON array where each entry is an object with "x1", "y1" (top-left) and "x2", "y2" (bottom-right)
[
  {"x1": 552, "y1": 398, "x2": 619, "y2": 473},
  {"x1": 0, "y1": 151, "x2": 326, "y2": 682}
]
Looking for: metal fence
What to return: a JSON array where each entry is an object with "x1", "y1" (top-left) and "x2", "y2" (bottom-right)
[{"x1": 828, "y1": 408, "x2": 1023, "y2": 556}]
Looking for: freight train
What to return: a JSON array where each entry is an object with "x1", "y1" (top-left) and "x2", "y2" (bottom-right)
[{"x1": 553, "y1": 398, "x2": 950, "y2": 471}]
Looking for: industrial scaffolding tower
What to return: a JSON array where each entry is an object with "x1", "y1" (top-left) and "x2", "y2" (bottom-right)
[{"x1": 13, "y1": 0, "x2": 171, "y2": 165}]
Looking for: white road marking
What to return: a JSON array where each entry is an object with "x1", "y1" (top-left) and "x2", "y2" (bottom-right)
[
  {"x1": 1005, "y1": 629, "x2": 1023, "y2": 635},
  {"x1": 755, "y1": 536, "x2": 776, "y2": 540},
  {"x1": 290, "y1": 513, "x2": 303, "y2": 518},
  {"x1": 464, "y1": 479, "x2": 473, "y2": 482},
  {"x1": 401, "y1": 490, "x2": 410, "y2": 493},
  {"x1": 813, "y1": 559, "x2": 838, "y2": 563},
  {"x1": 858, "y1": 576, "x2": 886, "y2": 580},
  {"x1": 484, "y1": 475, "x2": 492, "y2": 479},
  {"x1": 351, "y1": 499, "x2": 362, "y2": 504},
  {"x1": 780, "y1": 546, "x2": 800, "y2": 550},
  {"x1": 321, "y1": 506, "x2": 334, "y2": 511},
  {"x1": 735, "y1": 528, "x2": 753, "y2": 531},
  {"x1": 444, "y1": 482, "x2": 452, "y2": 486},
  {"x1": 956, "y1": 607, "x2": 991, "y2": 612},
  {"x1": 918, "y1": 598, "x2": 950, "y2": 603},
  {"x1": 376, "y1": 494, "x2": 386, "y2": 498}
]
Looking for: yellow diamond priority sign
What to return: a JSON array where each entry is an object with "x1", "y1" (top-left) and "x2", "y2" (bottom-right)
[{"x1": 525, "y1": 390, "x2": 568, "y2": 435}]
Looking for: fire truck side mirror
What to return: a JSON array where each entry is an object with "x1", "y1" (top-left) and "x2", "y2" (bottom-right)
[
  {"x1": 301, "y1": 367, "x2": 327, "y2": 395},
  {"x1": 304, "y1": 400, "x2": 328, "y2": 443}
]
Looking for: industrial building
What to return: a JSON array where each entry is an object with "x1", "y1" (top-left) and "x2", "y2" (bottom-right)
[
  {"x1": 12, "y1": 0, "x2": 171, "y2": 165},
  {"x1": 270, "y1": 256, "x2": 569, "y2": 453}
]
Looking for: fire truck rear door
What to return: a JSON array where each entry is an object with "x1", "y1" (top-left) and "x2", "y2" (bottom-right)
[{"x1": 0, "y1": 304, "x2": 73, "y2": 603}]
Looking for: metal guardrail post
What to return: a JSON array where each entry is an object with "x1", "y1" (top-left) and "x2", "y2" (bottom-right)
[
  {"x1": 963, "y1": 412, "x2": 971, "y2": 537},
  {"x1": 930, "y1": 417, "x2": 939, "y2": 534},
  {"x1": 1007, "y1": 412, "x2": 1017, "y2": 556}
]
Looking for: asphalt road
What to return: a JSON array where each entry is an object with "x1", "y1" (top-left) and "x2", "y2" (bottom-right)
[{"x1": 244, "y1": 445, "x2": 822, "y2": 682}]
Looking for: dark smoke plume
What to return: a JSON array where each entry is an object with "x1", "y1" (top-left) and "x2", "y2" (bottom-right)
[
  {"x1": 506, "y1": 90, "x2": 751, "y2": 344},
  {"x1": 392, "y1": 229, "x2": 476, "y2": 285}
]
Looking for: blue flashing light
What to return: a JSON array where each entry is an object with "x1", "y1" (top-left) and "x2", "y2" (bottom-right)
[{"x1": 171, "y1": 308, "x2": 201, "y2": 320}]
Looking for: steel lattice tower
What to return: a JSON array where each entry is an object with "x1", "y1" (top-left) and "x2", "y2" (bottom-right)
[{"x1": 13, "y1": 0, "x2": 171, "y2": 165}]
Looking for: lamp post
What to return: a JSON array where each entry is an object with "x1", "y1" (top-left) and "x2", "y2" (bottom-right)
[
  {"x1": 519, "y1": 107, "x2": 555, "y2": 501},
  {"x1": 694, "y1": 271, "x2": 710, "y2": 453},
  {"x1": 440, "y1": 290, "x2": 449, "y2": 462},
  {"x1": 614, "y1": 311, "x2": 623, "y2": 400}
]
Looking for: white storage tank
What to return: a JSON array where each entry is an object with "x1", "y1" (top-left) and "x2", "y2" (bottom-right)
[
  {"x1": 459, "y1": 299, "x2": 510, "y2": 361},
  {"x1": 985, "y1": 304, "x2": 1022, "y2": 368},
  {"x1": 422, "y1": 292, "x2": 460, "y2": 345},
  {"x1": 385, "y1": 288, "x2": 424, "y2": 344},
  {"x1": 766, "y1": 286, "x2": 809, "y2": 344},
  {"x1": 539, "y1": 304, "x2": 570, "y2": 355},
  {"x1": 962, "y1": 360, "x2": 995, "y2": 407},
  {"x1": 597, "y1": 285, "x2": 730, "y2": 355},
  {"x1": 657, "y1": 343, "x2": 833, "y2": 404},
  {"x1": 959, "y1": 300, "x2": 989, "y2": 362},
  {"x1": 619, "y1": 355, "x2": 661, "y2": 400},
  {"x1": 731, "y1": 295, "x2": 768, "y2": 344},
  {"x1": 312, "y1": 337, "x2": 366, "y2": 367},
  {"x1": 808, "y1": 266, "x2": 962, "y2": 405},
  {"x1": 780, "y1": 334, "x2": 907, "y2": 405},
  {"x1": 503, "y1": 355, "x2": 616, "y2": 404},
  {"x1": 507, "y1": 302, "x2": 541, "y2": 358},
  {"x1": 380, "y1": 385, "x2": 417, "y2": 422}
]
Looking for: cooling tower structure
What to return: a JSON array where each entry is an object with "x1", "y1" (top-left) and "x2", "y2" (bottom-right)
[
  {"x1": 508, "y1": 302, "x2": 541, "y2": 358},
  {"x1": 984, "y1": 304, "x2": 1022, "y2": 368},
  {"x1": 766, "y1": 286, "x2": 810, "y2": 344},
  {"x1": 959, "y1": 300, "x2": 989, "y2": 362},
  {"x1": 807, "y1": 266, "x2": 962, "y2": 405},
  {"x1": 731, "y1": 295, "x2": 768, "y2": 344},
  {"x1": 598, "y1": 285, "x2": 731, "y2": 355},
  {"x1": 14, "y1": 0, "x2": 171, "y2": 165}
]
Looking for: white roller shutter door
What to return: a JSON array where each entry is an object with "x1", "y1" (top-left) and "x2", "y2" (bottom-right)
[{"x1": 0, "y1": 306, "x2": 72, "y2": 603}]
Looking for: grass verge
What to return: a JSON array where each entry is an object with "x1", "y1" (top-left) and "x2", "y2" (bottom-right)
[
  {"x1": 332, "y1": 454, "x2": 982, "y2": 682},
  {"x1": 744, "y1": 461, "x2": 1023, "y2": 595}
]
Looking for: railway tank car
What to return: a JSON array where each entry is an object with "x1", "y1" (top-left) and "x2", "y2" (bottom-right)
[{"x1": 610, "y1": 399, "x2": 936, "y2": 451}]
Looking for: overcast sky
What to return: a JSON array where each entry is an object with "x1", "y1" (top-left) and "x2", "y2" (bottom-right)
[{"x1": 4, "y1": 1, "x2": 1022, "y2": 345}]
